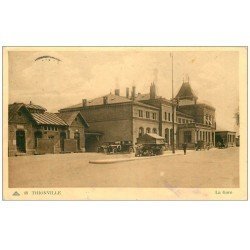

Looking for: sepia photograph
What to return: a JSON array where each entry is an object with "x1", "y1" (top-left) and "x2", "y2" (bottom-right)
[{"x1": 2, "y1": 46, "x2": 247, "y2": 200}]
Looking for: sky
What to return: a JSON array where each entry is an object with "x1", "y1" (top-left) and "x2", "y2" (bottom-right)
[{"x1": 8, "y1": 49, "x2": 239, "y2": 131}]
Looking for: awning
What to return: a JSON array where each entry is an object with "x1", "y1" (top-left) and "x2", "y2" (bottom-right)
[{"x1": 85, "y1": 132, "x2": 103, "y2": 136}]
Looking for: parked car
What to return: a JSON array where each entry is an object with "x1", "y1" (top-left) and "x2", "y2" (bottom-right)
[
  {"x1": 217, "y1": 141, "x2": 226, "y2": 149},
  {"x1": 135, "y1": 143, "x2": 165, "y2": 157},
  {"x1": 195, "y1": 140, "x2": 205, "y2": 150},
  {"x1": 135, "y1": 133, "x2": 165, "y2": 157},
  {"x1": 97, "y1": 141, "x2": 134, "y2": 154}
]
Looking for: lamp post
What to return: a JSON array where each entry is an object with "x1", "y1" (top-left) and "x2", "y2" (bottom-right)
[{"x1": 170, "y1": 52, "x2": 175, "y2": 154}]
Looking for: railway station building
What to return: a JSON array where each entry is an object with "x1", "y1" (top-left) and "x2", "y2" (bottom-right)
[{"x1": 60, "y1": 80, "x2": 217, "y2": 151}]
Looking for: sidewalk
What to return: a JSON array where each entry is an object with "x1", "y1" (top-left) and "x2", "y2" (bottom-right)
[
  {"x1": 89, "y1": 147, "x2": 219, "y2": 164},
  {"x1": 89, "y1": 150, "x2": 184, "y2": 164}
]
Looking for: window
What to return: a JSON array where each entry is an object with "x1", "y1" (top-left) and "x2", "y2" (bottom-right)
[
  {"x1": 138, "y1": 127, "x2": 144, "y2": 137},
  {"x1": 182, "y1": 119, "x2": 185, "y2": 123},
  {"x1": 184, "y1": 131, "x2": 192, "y2": 143},
  {"x1": 168, "y1": 113, "x2": 171, "y2": 121},
  {"x1": 152, "y1": 128, "x2": 157, "y2": 134},
  {"x1": 48, "y1": 136, "x2": 54, "y2": 140},
  {"x1": 139, "y1": 110, "x2": 143, "y2": 117},
  {"x1": 146, "y1": 111, "x2": 150, "y2": 118},
  {"x1": 44, "y1": 126, "x2": 48, "y2": 130},
  {"x1": 164, "y1": 112, "x2": 167, "y2": 120},
  {"x1": 146, "y1": 127, "x2": 151, "y2": 133},
  {"x1": 152, "y1": 113, "x2": 156, "y2": 120},
  {"x1": 165, "y1": 128, "x2": 169, "y2": 143},
  {"x1": 178, "y1": 118, "x2": 181, "y2": 123},
  {"x1": 55, "y1": 127, "x2": 58, "y2": 131}
]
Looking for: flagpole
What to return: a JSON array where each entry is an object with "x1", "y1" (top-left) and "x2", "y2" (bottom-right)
[{"x1": 171, "y1": 52, "x2": 175, "y2": 154}]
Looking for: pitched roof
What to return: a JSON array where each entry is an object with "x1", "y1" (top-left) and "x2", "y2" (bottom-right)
[
  {"x1": 9, "y1": 102, "x2": 47, "y2": 122},
  {"x1": 31, "y1": 112, "x2": 68, "y2": 126},
  {"x1": 25, "y1": 103, "x2": 47, "y2": 111},
  {"x1": 135, "y1": 93, "x2": 161, "y2": 101},
  {"x1": 62, "y1": 94, "x2": 131, "y2": 110},
  {"x1": 60, "y1": 93, "x2": 159, "y2": 111},
  {"x1": 57, "y1": 111, "x2": 89, "y2": 128},
  {"x1": 8, "y1": 103, "x2": 25, "y2": 121},
  {"x1": 175, "y1": 82, "x2": 198, "y2": 99}
]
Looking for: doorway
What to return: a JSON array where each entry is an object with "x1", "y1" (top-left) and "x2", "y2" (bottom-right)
[
  {"x1": 60, "y1": 132, "x2": 67, "y2": 152},
  {"x1": 16, "y1": 130, "x2": 26, "y2": 153},
  {"x1": 74, "y1": 132, "x2": 81, "y2": 150},
  {"x1": 34, "y1": 131, "x2": 42, "y2": 148}
]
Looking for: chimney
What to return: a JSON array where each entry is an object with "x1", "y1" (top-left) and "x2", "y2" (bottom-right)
[
  {"x1": 82, "y1": 99, "x2": 87, "y2": 107},
  {"x1": 103, "y1": 96, "x2": 108, "y2": 105},
  {"x1": 126, "y1": 87, "x2": 130, "y2": 99},
  {"x1": 131, "y1": 86, "x2": 136, "y2": 100},
  {"x1": 115, "y1": 89, "x2": 120, "y2": 96},
  {"x1": 150, "y1": 82, "x2": 156, "y2": 99}
]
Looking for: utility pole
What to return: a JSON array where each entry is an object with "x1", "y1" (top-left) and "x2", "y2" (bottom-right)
[{"x1": 170, "y1": 52, "x2": 175, "y2": 153}]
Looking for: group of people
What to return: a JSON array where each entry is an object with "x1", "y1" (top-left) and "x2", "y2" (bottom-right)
[{"x1": 182, "y1": 142, "x2": 211, "y2": 155}]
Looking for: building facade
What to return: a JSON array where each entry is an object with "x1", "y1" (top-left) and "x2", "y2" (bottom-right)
[
  {"x1": 59, "y1": 90, "x2": 160, "y2": 152},
  {"x1": 8, "y1": 103, "x2": 88, "y2": 156},
  {"x1": 60, "y1": 81, "x2": 217, "y2": 151},
  {"x1": 175, "y1": 81, "x2": 216, "y2": 148}
]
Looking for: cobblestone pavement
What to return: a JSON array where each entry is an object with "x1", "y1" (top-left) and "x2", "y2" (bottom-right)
[{"x1": 8, "y1": 147, "x2": 239, "y2": 188}]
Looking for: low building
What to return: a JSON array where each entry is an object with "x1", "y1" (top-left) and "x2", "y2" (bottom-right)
[
  {"x1": 215, "y1": 130, "x2": 236, "y2": 147},
  {"x1": 8, "y1": 102, "x2": 88, "y2": 156},
  {"x1": 57, "y1": 111, "x2": 89, "y2": 152}
]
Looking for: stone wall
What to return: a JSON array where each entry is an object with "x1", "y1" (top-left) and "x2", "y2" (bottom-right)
[{"x1": 36, "y1": 138, "x2": 55, "y2": 154}]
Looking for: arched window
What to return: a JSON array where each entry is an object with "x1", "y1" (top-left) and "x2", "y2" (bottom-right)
[
  {"x1": 138, "y1": 127, "x2": 144, "y2": 137},
  {"x1": 152, "y1": 128, "x2": 157, "y2": 134},
  {"x1": 165, "y1": 128, "x2": 169, "y2": 143},
  {"x1": 146, "y1": 127, "x2": 151, "y2": 134}
]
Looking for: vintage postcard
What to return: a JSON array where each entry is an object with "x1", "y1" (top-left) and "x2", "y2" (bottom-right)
[{"x1": 2, "y1": 46, "x2": 247, "y2": 200}]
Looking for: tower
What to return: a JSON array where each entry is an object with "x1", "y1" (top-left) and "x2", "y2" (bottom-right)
[{"x1": 175, "y1": 78, "x2": 198, "y2": 106}]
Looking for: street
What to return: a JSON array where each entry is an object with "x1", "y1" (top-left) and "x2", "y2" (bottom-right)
[{"x1": 8, "y1": 147, "x2": 239, "y2": 188}]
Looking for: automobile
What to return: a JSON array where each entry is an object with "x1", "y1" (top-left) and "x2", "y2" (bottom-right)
[
  {"x1": 217, "y1": 141, "x2": 226, "y2": 149},
  {"x1": 135, "y1": 133, "x2": 165, "y2": 157},
  {"x1": 97, "y1": 141, "x2": 134, "y2": 154},
  {"x1": 97, "y1": 142, "x2": 110, "y2": 153},
  {"x1": 135, "y1": 143, "x2": 165, "y2": 157},
  {"x1": 195, "y1": 140, "x2": 205, "y2": 150}
]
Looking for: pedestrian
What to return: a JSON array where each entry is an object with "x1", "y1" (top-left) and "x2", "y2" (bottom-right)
[{"x1": 182, "y1": 142, "x2": 187, "y2": 155}]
